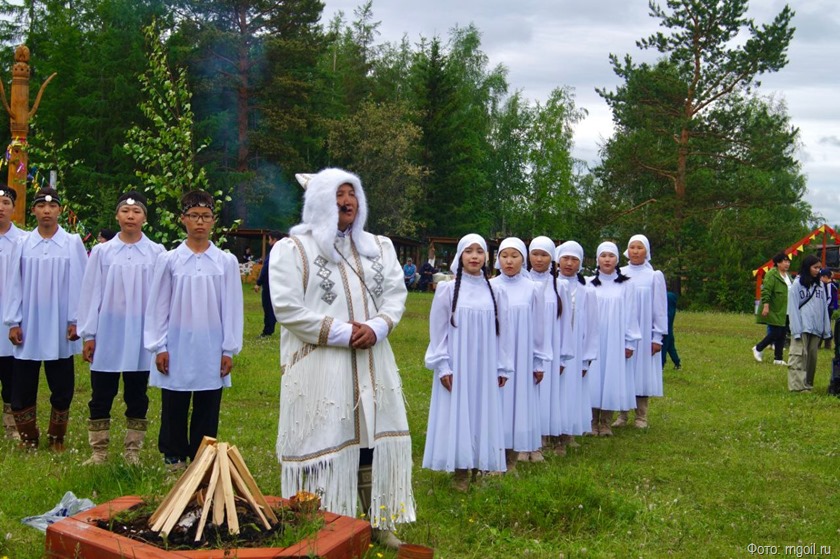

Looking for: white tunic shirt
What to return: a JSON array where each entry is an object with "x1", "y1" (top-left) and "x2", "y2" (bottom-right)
[
  {"x1": 3, "y1": 226, "x2": 87, "y2": 360},
  {"x1": 423, "y1": 273, "x2": 512, "y2": 472},
  {"x1": 144, "y1": 242, "x2": 243, "y2": 391},
  {"x1": 490, "y1": 272, "x2": 550, "y2": 451},
  {"x1": 587, "y1": 271, "x2": 641, "y2": 411},
  {"x1": 0, "y1": 223, "x2": 26, "y2": 357},
  {"x1": 621, "y1": 263, "x2": 667, "y2": 397},
  {"x1": 78, "y1": 233, "x2": 165, "y2": 372}
]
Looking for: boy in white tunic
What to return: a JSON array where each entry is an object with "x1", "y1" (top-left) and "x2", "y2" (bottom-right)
[
  {"x1": 78, "y1": 191, "x2": 165, "y2": 464},
  {"x1": 4, "y1": 187, "x2": 87, "y2": 450},
  {"x1": 491, "y1": 237, "x2": 550, "y2": 467},
  {"x1": 272, "y1": 169, "x2": 415, "y2": 548},
  {"x1": 0, "y1": 187, "x2": 26, "y2": 439},
  {"x1": 614, "y1": 234, "x2": 667, "y2": 429},
  {"x1": 144, "y1": 190, "x2": 243, "y2": 469}
]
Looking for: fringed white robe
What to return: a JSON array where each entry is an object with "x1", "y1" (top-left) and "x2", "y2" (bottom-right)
[{"x1": 270, "y1": 232, "x2": 415, "y2": 529}]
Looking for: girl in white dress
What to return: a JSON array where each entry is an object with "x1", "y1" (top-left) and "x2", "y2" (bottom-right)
[
  {"x1": 491, "y1": 237, "x2": 550, "y2": 467},
  {"x1": 615, "y1": 234, "x2": 667, "y2": 429},
  {"x1": 528, "y1": 236, "x2": 573, "y2": 456},
  {"x1": 423, "y1": 234, "x2": 512, "y2": 491},
  {"x1": 587, "y1": 242, "x2": 641, "y2": 436},
  {"x1": 555, "y1": 241, "x2": 599, "y2": 445}
]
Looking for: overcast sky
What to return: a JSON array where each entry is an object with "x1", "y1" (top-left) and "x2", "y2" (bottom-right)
[{"x1": 321, "y1": 0, "x2": 840, "y2": 226}]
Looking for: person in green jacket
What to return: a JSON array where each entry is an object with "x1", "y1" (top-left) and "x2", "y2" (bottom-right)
[{"x1": 753, "y1": 252, "x2": 791, "y2": 365}]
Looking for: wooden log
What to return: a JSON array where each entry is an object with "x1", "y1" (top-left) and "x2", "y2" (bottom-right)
[
  {"x1": 156, "y1": 445, "x2": 217, "y2": 536},
  {"x1": 216, "y1": 443, "x2": 239, "y2": 535},
  {"x1": 228, "y1": 445, "x2": 278, "y2": 524},
  {"x1": 228, "y1": 458, "x2": 271, "y2": 530},
  {"x1": 194, "y1": 457, "x2": 221, "y2": 542},
  {"x1": 148, "y1": 437, "x2": 216, "y2": 527}
]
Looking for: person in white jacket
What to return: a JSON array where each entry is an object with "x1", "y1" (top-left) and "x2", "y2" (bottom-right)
[{"x1": 787, "y1": 254, "x2": 832, "y2": 392}]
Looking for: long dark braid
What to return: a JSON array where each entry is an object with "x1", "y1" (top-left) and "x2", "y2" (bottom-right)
[
  {"x1": 450, "y1": 264, "x2": 464, "y2": 328},
  {"x1": 591, "y1": 266, "x2": 630, "y2": 286},
  {"x1": 482, "y1": 266, "x2": 500, "y2": 335},
  {"x1": 591, "y1": 267, "x2": 602, "y2": 287},
  {"x1": 550, "y1": 262, "x2": 563, "y2": 317},
  {"x1": 616, "y1": 268, "x2": 631, "y2": 283},
  {"x1": 576, "y1": 271, "x2": 586, "y2": 285}
]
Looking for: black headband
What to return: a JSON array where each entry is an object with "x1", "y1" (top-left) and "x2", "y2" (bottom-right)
[
  {"x1": 181, "y1": 201, "x2": 213, "y2": 214},
  {"x1": 0, "y1": 188, "x2": 16, "y2": 203},
  {"x1": 32, "y1": 192, "x2": 61, "y2": 206}
]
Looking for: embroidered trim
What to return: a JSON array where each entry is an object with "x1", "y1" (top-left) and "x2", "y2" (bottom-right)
[
  {"x1": 317, "y1": 318, "x2": 333, "y2": 346},
  {"x1": 375, "y1": 313, "x2": 395, "y2": 333},
  {"x1": 374, "y1": 430, "x2": 411, "y2": 439},
  {"x1": 89, "y1": 418, "x2": 111, "y2": 431},
  {"x1": 314, "y1": 255, "x2": 337, "y2": 305},
  {"x1": 126, "y1": 417, "x2": 148, "y2": 431},
  {"x1": 369, "y1": 236, "x2": 385, "y2": 298},
  {"x1": 289, "y1": 236, "x2": 309, "y2": 292},
  {"x1": 350, "y1": 241, "x2": 371, "y2": 320},
  {"x1": 281, "y1": 439, "x2": 359, "y2": 462}
]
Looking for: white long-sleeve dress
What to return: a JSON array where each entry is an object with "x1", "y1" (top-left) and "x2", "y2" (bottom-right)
[
  {"x1": 621, "y1": 263, "x2": 667, "y2": 397},
  {"x1": 3, "y1": 226, "x2": 87, "y2": 360},
  {"x1": 557, "y1": 275, "x2": 600, "y2": 434},
  {"x1": 78, "y1": 234, "x2": 165, "y2": 372},
  {"x1": 529, "y1": 270, "x2": 574, "y2": 437},
  {"x1": 587, "y1": 271, "x2": 641, "y2": 411},
  {"x1": 490, "y1": 272, "x2": 550, "y2": 452},
  {"x1": 423, "y1": 273, "x2": 512, "y2": 472},
  {"x1": 143, "y1": 242, "x2": 243, "y2": 391}
]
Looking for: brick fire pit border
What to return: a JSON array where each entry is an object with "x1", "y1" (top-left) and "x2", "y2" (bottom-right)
[{"x1": 44, "y1": 495, "x2": 371, "y2": 559}]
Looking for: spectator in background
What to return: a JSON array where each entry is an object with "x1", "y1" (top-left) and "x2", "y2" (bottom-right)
[
  {"x1": 241, "y1": 246, "x2": 254, "y2": 263},
  {"x1": 818, "y1": 268, "x2": 838, "y2": 350},
  {"x1": 254, "y1": 231, "x2": 282, "y2": 337},
  {"x1": 752, "y1": 252, "x2": 791, "y2": 365},
  {"x1": 662, "y1": 290, "x2": 681, "y2": 370},
  {"x1": 418, "y1": 259, "x2": 437, "y2": 292},
  {"x1": 787, "y1": 255, "x2": 831, "y2": 392},
  {"x1": 403, "y1": 258, "x2": 418, "y2": 290},
  {"x1": 97, "y1": 228, "x2": 115, "y2": 244}
]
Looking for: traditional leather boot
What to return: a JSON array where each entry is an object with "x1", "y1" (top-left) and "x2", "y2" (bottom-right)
[
  {"x1": 634, "y1": 397, "x2": 649, "y2": 428},
  {"x1": 3, "y1": 402, "x2": 19, "y2": 440},
  {"x1": 589, "y1": 409, "x2": 601, "y2": 436},
  {"x1": 553, "y1": 436, "x2": 567, "y2": 457},
  {"x1": 83, "y1": 418, "x2": 110, "y2": 465},
  {"x1": 612, "y1": 411, "x2": 629, "y2": 427},
  {"x1": 506, "y1": 449, "x2": 519, "y2": 470},
  {"x1": 452, "y1": 469, "x2": 470, "y2": 492},
  {"x1": 358, "y1": 464, "x2": 402, "y2": 549},
  {"x1": 599, "y1": 411, "x2": 614, "y2": 436},
  {"x1": 561, "y1": 434, "x2": 580, "y2": 448},
  {"x1": 14, "y1": 405, "x2": 38, "y2": 449},
  {"x1": 124, "y1": 417, "x2": 147, "y2": 465},
  {"x1": 47, "y1": 408, "x2": 69, "y2": 452}
]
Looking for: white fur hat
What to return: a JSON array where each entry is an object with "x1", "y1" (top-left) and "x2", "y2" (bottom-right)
[{"x1": 289, "y1": 168, "x2": 379, "y2": 263}]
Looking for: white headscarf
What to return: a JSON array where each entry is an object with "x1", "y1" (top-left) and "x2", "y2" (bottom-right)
[
  {"x1": 555, "y1": 240, "x2": 584, "y2": 263},
  {"x1": 623, "y1": 234, "x2": 653, "y2": 269},
  {"x1": 529, "y1": 236, "x2": 556, "y2": 259},
  {"x1": 288, "y1": 167, "x2": 379, "y2": 263},
  {"x1": 495, "y1": 237, "x2": 528, "y2": 276},
  {"x1": 596, "y1": 241, "x2": 620, "y2": 259},
  {"x1": 451, "y1": 234, "x2": 487, "y2": 275}
]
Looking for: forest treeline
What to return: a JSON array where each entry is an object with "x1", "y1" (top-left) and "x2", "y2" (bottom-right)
[{"x1": 0, "y1": 0, "x2": 816, "y2": 311}]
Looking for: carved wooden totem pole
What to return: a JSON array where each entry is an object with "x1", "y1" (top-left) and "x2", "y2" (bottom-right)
[{"x1": 0, "y1": 45, "x2": 55, "y2": 224}]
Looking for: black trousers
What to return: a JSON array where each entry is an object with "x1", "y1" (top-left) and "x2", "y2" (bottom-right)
[
  {"x1": 0, "y1": 355, "x2": 14, "y2": 404},
  {"x1": 158, "y1": 388, "x2": 222, "y2": 462},
  {"x1": 261, "y1": 290, "x2": 277, "y2": 335},
  {"x1": 756, "y1": 325, "x2": 787, "y2": 361},
  {"x1": 88, "y1": 370, "x2": 150, "y2": 420},
  {"x1": 12, "y1": 357, "x2": 74, "y2": 411}
]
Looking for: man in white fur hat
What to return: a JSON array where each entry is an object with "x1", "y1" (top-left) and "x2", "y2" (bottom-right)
[{"x1": 270, "y1": 168, "x2": 415, "y2": 548}]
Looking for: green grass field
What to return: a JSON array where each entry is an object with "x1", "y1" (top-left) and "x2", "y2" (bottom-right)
[{"x1": 1, "y1": 289, "x2": 838, "y2": 558}]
